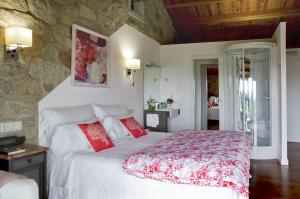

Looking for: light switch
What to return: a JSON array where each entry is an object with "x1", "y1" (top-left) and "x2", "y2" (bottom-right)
[{"x1": 0, "y1": 121, "x2": 22, "y2": 134}]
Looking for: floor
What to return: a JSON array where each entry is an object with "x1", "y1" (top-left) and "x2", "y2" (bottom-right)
[{"x1": 249, "y1": 142, "x2": 300, "y2": 199}]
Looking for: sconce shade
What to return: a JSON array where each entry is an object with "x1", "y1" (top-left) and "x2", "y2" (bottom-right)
[
  {"x1": 126, "y1": 58, "x2": 141, "y2": 70},
  {"x1": 5, "y1": 27, "x2": 32, "y2": 50}
]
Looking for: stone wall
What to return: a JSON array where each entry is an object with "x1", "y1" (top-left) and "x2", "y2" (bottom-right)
[{"x1": 0, "y1": 0, "x2": 175, "y2": 143}]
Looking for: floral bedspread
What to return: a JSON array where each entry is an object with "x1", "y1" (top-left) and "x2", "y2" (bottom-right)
[{"x1": 123, "y1": 130, "x2": 251, "y2": 197}]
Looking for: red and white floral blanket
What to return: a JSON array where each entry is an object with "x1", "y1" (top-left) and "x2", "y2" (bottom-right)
[{"x1": 123, "y1": 130, "x2": 251, "y2": 197}]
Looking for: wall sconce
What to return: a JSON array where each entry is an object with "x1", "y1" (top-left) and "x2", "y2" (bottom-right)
[
  {"x1": 126, "y1": 58, "x2": 140, "y2": 86},
  {"x1": 5, "y1": 27, "x2": 32, "y2": 60}
]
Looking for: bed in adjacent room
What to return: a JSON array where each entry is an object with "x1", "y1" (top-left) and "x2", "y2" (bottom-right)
[
  {"x1": 207, "y1": 105, "x2": 219, "y2": 120},
  {"x1": 39, "y1": 104, "x2": 251, "y2": 199},
  {"x1": 207, "y1": 96, "x2": 219, "y2": 121}
]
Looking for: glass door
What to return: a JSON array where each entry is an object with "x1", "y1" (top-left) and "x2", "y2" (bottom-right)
[
  {"x1": 244, "y1": 48, "x2": 271, "y2": 146},
  {"x1": 229, "y1": 47, "x2": 271, "y2": 147}
]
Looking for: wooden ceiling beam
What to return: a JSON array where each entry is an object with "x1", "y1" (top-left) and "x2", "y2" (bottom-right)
[
  {"x1": 165, "y1": 0, "x2": 235, "y2": 9},
  {"x1": 175, "y1": 8, "x2": 300, "y2": 26}
]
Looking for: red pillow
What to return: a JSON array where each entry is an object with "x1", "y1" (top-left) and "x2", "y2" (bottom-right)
[
  {"x1": 78, "y1": 121, "x2": 114, "y2": 152},
  {"x1": 120, "y1": 117, "x2": 147, "y2": 138}
]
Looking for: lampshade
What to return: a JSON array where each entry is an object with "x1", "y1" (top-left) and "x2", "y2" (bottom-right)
[
  {"x1": 5, "y1": 27, "x2": 32, "y2": 50},
  {"x1": 126, "y1": 58, "x2": 141, "y2": 70}
]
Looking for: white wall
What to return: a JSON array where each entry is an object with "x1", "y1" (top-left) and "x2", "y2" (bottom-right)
[
  {"x1": 144, "y1": 66, "x2": 161, "y2": 106},
  {"x1": 39, "y1": 24, "x2": 161, "y2": 124},
  {"x1": 287, "y1": 49, "x2": 300, "y2": 142},
  {"x1": 272, "y1": 22, "x2": 288, "y2": 165},
  {"x1": 160, "y1": 39, "x2": 271, "y2": 133}
]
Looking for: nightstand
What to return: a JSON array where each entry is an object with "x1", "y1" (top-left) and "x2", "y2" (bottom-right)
[{"x1": 0, "y1": 143, "x2": 48, "y2": 199}]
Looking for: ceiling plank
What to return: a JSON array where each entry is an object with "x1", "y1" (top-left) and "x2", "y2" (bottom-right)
[
  {"x1": 165, "y1": 0, "x2": 235, "y2": 9},
  {"x1": 174, "y1": 8, "x2": 300, "y2": 26}
]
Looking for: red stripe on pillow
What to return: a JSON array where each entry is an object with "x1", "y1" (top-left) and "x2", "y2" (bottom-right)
[
  {"x1": 208, "y1": 101, "x2": 213, "y2": 108},
  {"x1": 79, "y1": 121, "x2": 114, "y2": 152}
]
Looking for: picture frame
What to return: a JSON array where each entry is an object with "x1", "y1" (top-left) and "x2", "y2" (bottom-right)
[{"x1": 71, "y1": 24, "x2": 110, "y2": 87}]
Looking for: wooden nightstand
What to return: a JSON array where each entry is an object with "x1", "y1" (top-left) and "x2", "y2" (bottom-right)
[{"x1": 0, "y1": 144, "x2": 48, "y2": 199}]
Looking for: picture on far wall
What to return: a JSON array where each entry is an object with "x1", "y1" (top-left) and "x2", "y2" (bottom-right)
[{"x1": 71, "y1": 24, "x2": 109, "y2": 87}]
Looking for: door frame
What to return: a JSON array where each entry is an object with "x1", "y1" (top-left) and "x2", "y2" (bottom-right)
[{"x1": 192, "y1": 54, "x2": 225, "y2": 130}]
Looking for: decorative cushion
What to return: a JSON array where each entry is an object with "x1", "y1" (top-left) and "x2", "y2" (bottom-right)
[
  {"x1": 119, "y1": 117, "x2": 147, "y2": 138},
  {"x1": 78, "y1": 121, "x2": 114, "y2": 152}
]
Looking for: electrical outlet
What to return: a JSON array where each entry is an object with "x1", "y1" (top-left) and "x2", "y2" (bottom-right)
[{"x1": 0, "y1": 121, "x2": 22, "y2": 134}]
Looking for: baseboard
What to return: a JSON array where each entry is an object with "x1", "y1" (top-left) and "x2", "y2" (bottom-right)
[
  {"x1": 250, "y1": 147, "x2": 278, "y2": 159},
  {"x1": 280, "y1": 158, "x2": 289, "y2": 166}
]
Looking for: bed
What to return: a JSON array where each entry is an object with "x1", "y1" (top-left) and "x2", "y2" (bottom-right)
[
  {"x1": 40, "y1": 105, "x2": 250, "y2": 199},
  {"x1": 0, "y1": 171, "x2": 38, "y2": 199},
  {"x1": 207, "y1": 96, "x2": 219, "y2": 120},
  {"x1": 207, "y1": 106, "x2": 219, "y2": 120}
]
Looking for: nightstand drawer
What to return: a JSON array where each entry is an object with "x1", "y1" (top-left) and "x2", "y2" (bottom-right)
[{"x1": 12, "y1": 153, "x2": 44, "y2": 170}]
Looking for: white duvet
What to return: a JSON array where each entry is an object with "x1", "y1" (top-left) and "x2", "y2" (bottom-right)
[
  {"x1": 0, "y1": 179, "x2": 38, "y2": 199},
  {"x1": 48, "y1": 132, "x2": 246, "y2": 199}
]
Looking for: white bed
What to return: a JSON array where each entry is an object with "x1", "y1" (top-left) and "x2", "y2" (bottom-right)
[
  {"x1": 46, "y1": 132, "x2": 246, "y2": 199},
  {"x1": 40, "y1": 105, "x2": 247, "y2": 199},
  {"x1": 0, "y1": 178, "x2": 38, "y2": 199}
]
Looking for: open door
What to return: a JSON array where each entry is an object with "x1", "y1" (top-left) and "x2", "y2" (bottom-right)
[
  {"x1": 272, "y1": 22, "x2": 288, "y2": 166},
  {"x1": 194, "y1": 58, "x2": 223, "y2": 131}
]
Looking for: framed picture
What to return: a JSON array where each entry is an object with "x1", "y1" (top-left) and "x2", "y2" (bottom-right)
[{"x1": 71, "y1": 24, "x2": 110, "y2": 87}]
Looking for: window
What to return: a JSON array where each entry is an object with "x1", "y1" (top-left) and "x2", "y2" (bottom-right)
[{"x1": 128, "y1": 0, "x2": 144, "y2": 21}]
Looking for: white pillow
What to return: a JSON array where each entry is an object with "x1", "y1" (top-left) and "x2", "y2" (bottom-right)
[
  {"x1": 102, "y1": 114, "x2": 136, "y2": 140},
  {"x1": 92, "y1": 104, "x2": 128, "y2": 121},
  {"x1": 102, "y1": 116, "x2": 128, "y2": 140},
  {"x1": 50, "y1": 119, "x2": 98, "y2": 157},
  {"x1": 39, "y1": 105, "x2": 95, "y2": 147}
]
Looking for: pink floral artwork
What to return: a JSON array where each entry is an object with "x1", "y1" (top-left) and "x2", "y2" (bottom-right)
[{"x1": 71, "y1": 25, "x2": 109, "y2": 87}]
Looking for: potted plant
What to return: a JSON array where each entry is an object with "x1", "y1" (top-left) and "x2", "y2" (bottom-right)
[{"x1": 147, "y1": 98, "x2": 156, "y2": 112}]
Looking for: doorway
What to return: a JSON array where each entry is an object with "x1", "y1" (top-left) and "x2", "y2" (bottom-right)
[
  {"x1": 194, "y1": 59, "x2": 220, "y2": 130},
  {"x1": 207, "y1": 66, "x2": 219, "y2": 130}
]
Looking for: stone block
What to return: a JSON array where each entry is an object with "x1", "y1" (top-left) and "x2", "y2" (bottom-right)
[
  {"x1": 0, "y1": 77, "x2": 13, "y2": 95},
  {"x1": 0, "y1": 0, "x2": 28, "y2": 12},
  {"x1": 1, "y1": 100, "x2": 36, "y2": 121},
  {"x1": 11, "y1": 79, "x2": 43, "y2": 97},
  {"x1": 79, "y1": 4, "x2": 96, "y2": 20},
  {"x1": 27, "y1": 0, "x2": 56, "y2": 24}
]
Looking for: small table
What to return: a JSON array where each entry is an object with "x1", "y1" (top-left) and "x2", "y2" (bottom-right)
[
  {"x1": 0, "y1": 144, "x2": 48, "y2": 199},
  {"x1": 144, "y1": 109, "x2": 180, "y2": 132}
]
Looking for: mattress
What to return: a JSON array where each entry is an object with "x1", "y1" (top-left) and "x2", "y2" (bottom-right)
[
  {"x1": 47, "y1": 132, "x2": 247, "y2": 199},
  {"x1": 0, "y1": 179, "x2": 38, "y2": 199}
]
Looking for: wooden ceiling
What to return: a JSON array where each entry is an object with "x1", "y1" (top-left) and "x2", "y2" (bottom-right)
[{"x1": 163, "y1": 0, "x2": 300, "y2": 48}]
